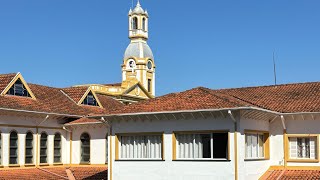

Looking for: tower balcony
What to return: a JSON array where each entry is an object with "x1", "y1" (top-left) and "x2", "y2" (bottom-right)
[{"x1": 129, "y1": 29, "x2": 148, "y2": 39}]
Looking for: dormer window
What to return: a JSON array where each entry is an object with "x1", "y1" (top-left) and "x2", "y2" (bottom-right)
[
  {"x1": 82, "y1": 92, "x2": 98, "y2": 106},
  {"x1": 7, "y1": 79, "x2": 31, "y2": 97}
]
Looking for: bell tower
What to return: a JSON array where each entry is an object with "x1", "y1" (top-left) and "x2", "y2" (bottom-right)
[{"x1": 122, "y1": 0, "x2": 156, "y2": 96}]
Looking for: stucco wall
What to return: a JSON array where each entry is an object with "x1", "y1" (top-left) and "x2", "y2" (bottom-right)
[
  {"x1": 0, "y1": 115, "x2": 67, "y2": 166},
  {"x1": 238, "y1": 117, "x2": 271, "y2": 180},
  {"x1": 111, "y1": 116, "x2": 236, "y2": 180},
  {"x1": 71, "y1": 125, "x2": 108, "y2": 165}
]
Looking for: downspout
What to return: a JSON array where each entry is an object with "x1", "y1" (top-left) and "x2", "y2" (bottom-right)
[
  {"x1": 280, "y1": 115, "x2": 287, "y2": 168},
  {"x1": 228, "y1": 110, "x2": 238, "y2": 180},
  {"x1": 36, "y1": 115, "x2": 49, "y2": 167}
]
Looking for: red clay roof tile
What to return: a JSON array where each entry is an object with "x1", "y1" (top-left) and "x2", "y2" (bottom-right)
[
  {"x1": 263, "y1": 169, "x2": 320, "y2": 180},
  {"x1": 110, "y1": 82, "x2": 320, "y2": 114}
]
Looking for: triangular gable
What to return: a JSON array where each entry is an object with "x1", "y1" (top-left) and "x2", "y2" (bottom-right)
[
  {"x1": 123, "y1": 82, "x2": 153, "y2": 99},
  {"x1": 78, "y1": 88, "x2": 103, "y2": 108},
  {"x1": 1, "y1": 72, "x2": 36, "y2": 99}
]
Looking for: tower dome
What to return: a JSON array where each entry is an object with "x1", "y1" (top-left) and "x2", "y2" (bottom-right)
[{"x1": 124, "y1": 41, "x2": 154, "y2": 60}]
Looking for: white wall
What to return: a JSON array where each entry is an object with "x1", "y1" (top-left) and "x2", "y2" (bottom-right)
[
  {"x1": 238, "y1": 117, "x2": 271, "y2": 180},
  {"x1": 71, "y1": 124, "x2": 108, "y2": 165},
  {"x1": 0, "y1": 115, "x2": 67, "y2": 166},
  {"x1": 111, "y1": 116, "x2": 236, "y2": 180}
]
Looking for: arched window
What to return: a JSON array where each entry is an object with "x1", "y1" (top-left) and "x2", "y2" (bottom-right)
[
  {"x1": 80, "y1": 133, "x2": 90, "y2": 163},
  {"x1": 9, "y1": 131, "x2": 18, "y2": 164},
  {"x1": 132, "y1": 17, "x2": 138, "y2": 30},
  {"x1": 25, "y1": 132, "x2": 33, "y2": 164},
  {"x1": 54, "y1": 133, "x2": 62, "y2": 163},
  {"x1": 142, "y1": 18, "x2": 146, "y2": 31},
  {"x1": 40, "y1": 132, "x2": 48, "y2": 164},
  {"x1": 106, "y1": 134, "x2": 108, "y2": 163}
]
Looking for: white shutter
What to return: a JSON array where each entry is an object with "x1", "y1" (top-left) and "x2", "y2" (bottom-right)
[{"x1": 290, "y1": 137, "x2": 298, "y2": 159}]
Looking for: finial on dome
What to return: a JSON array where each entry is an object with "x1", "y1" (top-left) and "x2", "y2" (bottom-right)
[
  {"x1": 128, "y1": 8, "x2": 132, "y2": 15},
  {"x1": 137, "y1": 0, "x2": 141, "y2": 7}
]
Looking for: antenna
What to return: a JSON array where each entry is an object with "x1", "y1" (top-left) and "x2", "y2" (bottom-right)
[
  {"x1": 132, "y1": 0, "x2": 134, "y2": 8},
  {"x1": 273, "y1": 51, "x2": 277, "y2": 86}
]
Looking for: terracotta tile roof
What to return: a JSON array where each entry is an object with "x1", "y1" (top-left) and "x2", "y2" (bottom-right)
[
  {"x1": 110, "y1": 87, "x2": 251, "y2": 114},
  {"x1": 62, "y1": 86, "x2": 90, "y2": 103},
  {"x1": 262, "y1": 169, "x2": 320, "y2": 180},
  {"x1": 69, "y1": 167, "x2": 108, "y2": 180},
  {"x1": 218, "y1": 82, "x2": 320, "y2": 113},
  {"x1": 0, "y1": 166, "x2": 107, "y2": 180},
  {"x1": 65, "y1": 117, "x2": 102, "y2": 126},
  {"x1": 0, "y1": 73, "x2": 124, "y2": 116},
  {"x1": 0, "y1": 167, "x2": 68, "y2": 180},
  {"x1": 96, "y1": 94, "x2": 124, "y2": 111},
  {"x1": 110, "y1": 82, "x2": 320, "y2": 115},
  {"x1": 0, "y1": 73, "x2": 16, "y2": 93}
]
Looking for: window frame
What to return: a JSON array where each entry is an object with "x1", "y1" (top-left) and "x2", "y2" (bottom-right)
[
  {"x1": 9, "y1": 130, "x2": 19, "y2": 165},
  {"x1": 286, "y1": 134, "x2": 319, "y2": 163},
  {"x1": 244, "y1": 130, "x2": 270, "y2": 161},
  {"x1": 7, "y1": 79, "x2": 31, "y2": 98},
  {"x1": 53, "y1": 132, "x2": 62, "y2": 164},
  {"x1": 25, "y1": 131, "x2": 34, "y2": 165},
  {"x1": 39, "y1": 132, "x2": 48, "y2": 164},
  {"x1": 172, "y1": 130, "x2": 230, "y2": 161},
  {"x1": 115, "y1": 132, "x2": 165, "y2": 161},
  {"x1": 82, "y1": 92, "x2": 98, "y2": 107},
  {"x1": 80, "y1": 132, "x2": 91, "y2": 164}
]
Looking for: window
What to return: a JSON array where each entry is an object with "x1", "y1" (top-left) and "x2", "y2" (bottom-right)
[
  {"x1": 132, "y1": 17, "x2": 138, "y2": 30},
  {"x1": 142, "y1": 18, "x2": 146, "y2": 31},
  {"x1": 80, "y1": 133, "x2": 90, "y2": 163},
  {"x1": 40, "y1": 133, "x2": 48, "y2": 164},
  {"x1": 175, "y1": 132, "x2": 228, "y2": 160},
  {"x1": 148, "y1": 79, "x2": 151, "y2": 92},
  {"x1": 54, "y1": 133, "x2": 62, "y2": 163},
  {"x1": 7, "y1": 79, "x2": 31, "y2": 97},
  {"x1": 245, "y1": 132, "x2": 269, "y2": 159},
  {"x1": 82, "y1": 92, "x2": 98, "y2": 106},
  {"x1": 289, "y1": 137, "x2": 317, "y2": 160},
  {"x1": 119, "y1": 134, "x2": 162, "y2": 160},
  {"x1": 106, "y1": 134, "x2": 108, "y2": 163},
  {"x1": 25, "y1": 132, "x2": 33, "y2": 164},
  {"x1": 10, "y1": 131, "x2": 18, "y2": 164}
]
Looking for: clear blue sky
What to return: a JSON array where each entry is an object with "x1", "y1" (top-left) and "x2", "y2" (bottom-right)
[{"x1": 0, "y1": 0, "x2": 319, "y2": 96}]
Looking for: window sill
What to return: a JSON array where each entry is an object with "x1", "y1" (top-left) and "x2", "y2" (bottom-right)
[
  {"x1": 8, "y1": 164, "x2": 20, "y2": 168},
  {"x1": 287, "y1": 159, "x2": 319, "y2": 163},
  {"x1": 173, "y1": 159, "x2": 230, "y2": 162},
  {"x1": 24, "y1": 164, "x2": 36, "y2": 167},
  {"x1": 39, "y1": 163, "x2": 49, "y2": 166},
  {"x1": 244, "y1": 158, "x2": 269, "y2": 161},
  {"x1": 79, "y1": 162, "x2": 91, "y2": 165},
  {"x1": 53, "y1": 163, "x2": 63, "y2": 166}
]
